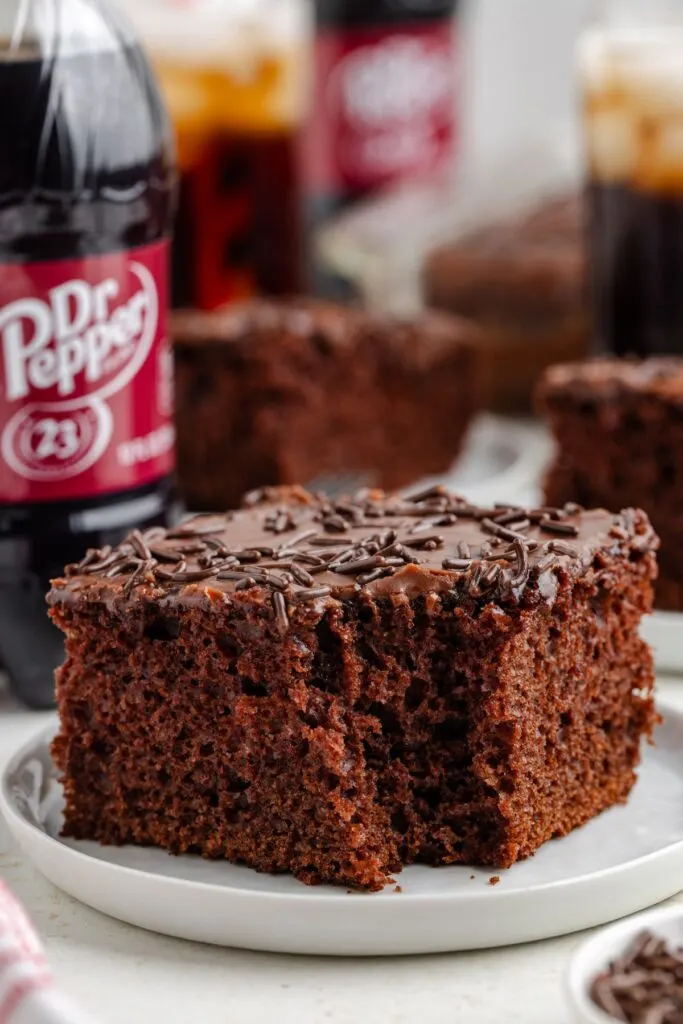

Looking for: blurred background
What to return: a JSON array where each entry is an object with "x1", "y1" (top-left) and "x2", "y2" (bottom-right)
[
  {"x1": 465, "y1": 0, "x2": 593, "y2": 163},
  {"x1": 115, "y1": 0, "x2": 596, "y2": 308},
  {"x1": 126, "y1": 0, "x2": 601, "y2": 507}
]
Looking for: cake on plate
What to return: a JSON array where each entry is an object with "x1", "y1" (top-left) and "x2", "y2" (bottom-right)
[
  {"x1": 173, "y1": 299, "x2": 482, "y2": 510},
  {"x1": 49, "y1": 486, "x2": 658, "y2": 891}
]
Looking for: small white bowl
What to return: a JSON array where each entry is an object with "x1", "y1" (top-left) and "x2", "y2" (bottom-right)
[{"x1": 566, "y1": 904, "x2": 683, "y2": 1023}]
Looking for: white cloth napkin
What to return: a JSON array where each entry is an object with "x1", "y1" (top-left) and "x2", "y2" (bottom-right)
[{"x1": 0, "y1": 882, "x2": 98, "y2": 1024}]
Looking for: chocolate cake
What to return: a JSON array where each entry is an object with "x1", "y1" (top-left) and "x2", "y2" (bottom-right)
[
  {"x1": 173, "y1": 299, "x2": 482, "y2": 511},
  {"x1": 538, "y1": 358, "x2": 683, "y2": 611},
  {"x1": 49, "y1": 486, "x2": 658, "y2": 892},
  {"x1": 424, "y1": 194, "x2": 588, "y2": 412}
]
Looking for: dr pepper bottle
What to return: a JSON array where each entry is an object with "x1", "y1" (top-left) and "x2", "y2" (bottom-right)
[
  {"x1": 306, "y1": 0, "x2": 460, "y2": 295},
  {"x1": 0, "y1": 0, "x2": 177, "y2": 708}
]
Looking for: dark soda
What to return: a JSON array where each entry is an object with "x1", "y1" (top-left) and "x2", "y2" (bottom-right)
[
  {"x1": 117, "y1": 0, "x2": 310, "y2": 310},
  {"x1": 588, "y1": 182, "x2": 683, "y2": 356},
  {"x1": 171, "y1": 132, "x2": 303, "y2": 309},
  {"x1": 0, "y1": 3, "x2": 177, "y2": 708},
  {"x1": 581, "y1": 24, "x2": 683, "y2": 356}
]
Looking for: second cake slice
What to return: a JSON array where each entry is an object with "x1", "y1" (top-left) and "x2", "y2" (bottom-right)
[{"x1": 173, "y1": 299, "x2": 481, "y2": 510}]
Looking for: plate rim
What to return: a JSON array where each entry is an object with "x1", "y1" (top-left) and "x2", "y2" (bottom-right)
[
  {"x1": 641, "y1": 611, "x2": 683, "y2": 675},
  {"x1": 3, "y1": 704, "x2": 683, "y2": 909}
]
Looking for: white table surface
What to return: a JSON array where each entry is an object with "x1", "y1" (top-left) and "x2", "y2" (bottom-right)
[{"x1": 0, "y1": 677, "x2": 681, "y2": 1024}]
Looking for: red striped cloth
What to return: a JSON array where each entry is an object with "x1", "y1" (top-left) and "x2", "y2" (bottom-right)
[{"x1": 0, "y1": 883, "x2": 97, "y2": 1024}]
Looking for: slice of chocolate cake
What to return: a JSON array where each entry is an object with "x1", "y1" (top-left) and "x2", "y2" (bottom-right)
[
  {"x1": 537, "y1": 358, "x2": 683, "y2": 611},
  {"x1": 173, "y1": 299, "x2": 481, "y2": 511},
  {"x1": 49, "y1": 486, "x2": 658, "y2": 892}
]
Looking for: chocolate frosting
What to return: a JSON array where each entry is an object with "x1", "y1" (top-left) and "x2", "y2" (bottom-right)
[
  {"x1": 540, "y1": 357, "x2": 683, "y2": 404},
  {"x1": 172, "y1": 298, "x2": 475, "y2": 362},
  {"x1": 49, "y1": 486, "x2": 657, "y2": 627}
]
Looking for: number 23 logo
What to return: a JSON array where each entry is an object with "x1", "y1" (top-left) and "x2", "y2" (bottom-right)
[{"x1": 31, "y1": 418, "x2": 81, "y2": 461}]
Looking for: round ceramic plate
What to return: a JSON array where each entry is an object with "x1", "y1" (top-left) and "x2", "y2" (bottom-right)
[
  {"x1": 3, "y1": 706, "x2": 683, "y2": 957},
  {"x1": 642, "y1": 613, "x2": 683, "y2": 677}
]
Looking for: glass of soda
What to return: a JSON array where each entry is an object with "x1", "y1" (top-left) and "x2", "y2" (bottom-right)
[
  {"x1": 117, "y1": 0, "x2": 311, "y2": 311},
  {"x1": 579, "y1": 0, "x2": 683, "y2": 355}
]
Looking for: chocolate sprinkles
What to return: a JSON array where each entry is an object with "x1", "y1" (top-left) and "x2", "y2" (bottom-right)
[
  {"x1": 590, "y1": 930, "x2": 683, "y2": 1023},
  {"x1": 443, "y1": 558, "x2": 472, "y2": 570},
  {"x1": 149, "y1": 544, "x2": 193, "y2": 564},
  {"x1": 329, "y1": 555, "x2": 386, "y2": 575},
  {"x1": 155, "y1": 566, "x2": 218, "y2": 584},
  {"x1": 539, "y1": 516, "x2": 580, "y2": 537},
  {"x1": 272, "y1": 591, "x2": 289, "y2": 631},
  {"x1": 289, "y1": 564, "x2": 315, "y2": 587},
  {"x1": 78, "y1": 548, "x2": 118, "y2": 574},
  {"x1": 63, "y1": 492, "x2": 654, "y2": 630},
  {"x1": 123, "y1": 560, "x2": 153, "y2": 596},
  {"x1": 482, "y1": 562, "x2": 502, "y2": 587},
  {"x1": 509, "y1": 539, "x2": 530, "y2": 589},
  {"x1": 405, "y1": 535, "x2": 445, "y2": 551},
  {"x1": 291, "y1": 586, "x2": 333, "y2": 603},
  {"x1": 129, "y1": 530, "x2": 152, "y2": 561},
  {"x1": 407, "y1": 484, "x2": 448, "y2": 504},
  {"x1": 480, "y1": 518, "x2": 531, "y2": 545},
  {"x1": 547, "y1": 540, "x2": 581, "y2": 557}
]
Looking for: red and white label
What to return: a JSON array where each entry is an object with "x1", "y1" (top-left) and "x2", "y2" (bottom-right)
[
  {"x1": 308, "y1": 21, "x2": 459, "y2": 195},
  {"x1": 0, "y1": 241, "x2": 175, "y2": 503}
]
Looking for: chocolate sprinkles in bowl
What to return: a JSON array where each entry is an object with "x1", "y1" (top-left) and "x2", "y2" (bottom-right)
[{"x1": 590, "y1": 931, "x2": 683, "y2": 1023}]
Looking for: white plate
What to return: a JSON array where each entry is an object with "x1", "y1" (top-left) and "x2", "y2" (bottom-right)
[
  {"x1": 3, "y1": 706, "x2": 683, "y2": 956},
  {"x1": 643, "y1": 612, "x2": 683, "y2": 677}
]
